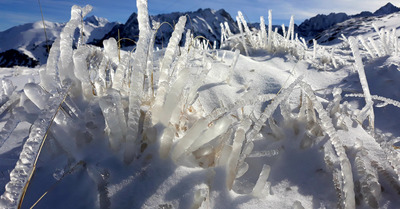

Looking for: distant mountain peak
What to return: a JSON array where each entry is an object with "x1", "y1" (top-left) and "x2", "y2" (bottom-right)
[
  {"x1": 297, "y1": 12, "x2": 349, "y2": 37},
  {"x1": 99, "y1": 8, "x2": 238, "y2": 48},
  {"x1": 297, "y1": 2, "x2": 400, "y2": 39},
  {"x1": 374, "y1": 2, "x2": 400, "y2": 16}
]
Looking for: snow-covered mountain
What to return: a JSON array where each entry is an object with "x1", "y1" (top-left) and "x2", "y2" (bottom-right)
[
  {"x1": 374, "y1": 2, "x2": 400, "y2": 16},
  {"x1": 297, "y1": 2, "x2": 400, "y2": 40},
  {"x1": 98, "y1": 8, "x2": 238, "y2": 48},
  {"x1": 315, "y1": 11, "x2": 400, "y2": 45},
  {"x1": 297, "y1": 12, "x2": 349, "y2": 38},
  {"x1": 1, "y1": 3, "x2": 399, "y2": 68},
  {"x1": 0, "y1": 21, "x2": 63, "y2": 65},
  {"x1": 0, "y1": 49, "x2": 39, "y2": 68},
  {"x1": 0, "y1": 16, "x2": 118, "y2": 66}
]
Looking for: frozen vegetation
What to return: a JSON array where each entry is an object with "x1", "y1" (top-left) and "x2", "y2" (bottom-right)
[{"x1": 1, "y1": 1, "x2": 400, "y2": 208}]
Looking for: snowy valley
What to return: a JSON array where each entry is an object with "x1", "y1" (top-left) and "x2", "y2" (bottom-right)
[{"x1": 1, "y1": 1, "x2": 400, "y2": 209}]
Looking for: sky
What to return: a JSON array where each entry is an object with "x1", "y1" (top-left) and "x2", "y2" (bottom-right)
[{"x1": 1, "y1": 0, "x2": 399, "y2": 32}]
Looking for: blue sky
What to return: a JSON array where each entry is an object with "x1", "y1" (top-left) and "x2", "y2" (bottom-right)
[{"x1": 1, "y1": 0, "x2": 399, "y2": 31}]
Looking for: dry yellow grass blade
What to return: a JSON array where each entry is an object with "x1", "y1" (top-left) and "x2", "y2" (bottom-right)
[
  {"x1": 29, "y1": 161, "x2": 85, "y2": 209},
  {"x1": 18, "y1": 88, "x2": 71, "y2": 209}
]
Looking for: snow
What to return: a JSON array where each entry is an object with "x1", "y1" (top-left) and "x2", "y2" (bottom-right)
[
  {"x1": 0, "y1": 15, "x2": 118, "y2": 65},
  {"x1": 1, "y1": 1, "x2": 400, "y2": 209}
]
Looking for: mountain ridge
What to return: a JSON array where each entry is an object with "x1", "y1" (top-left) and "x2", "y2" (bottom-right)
[
  {"x1": 95, "y1": 8, "x2": 238, "y2": 48},
  {"x1": 296, "y1": 2, "x2": 400, "y2": 39},
  {"x1": 0, "y1": 16, "x2": 118, "y2": 67},
  {"x1": 1, "y1": 3, "x2": 400, "y2": 67}
]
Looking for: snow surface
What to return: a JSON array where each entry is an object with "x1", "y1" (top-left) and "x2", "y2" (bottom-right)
[{"x1": 1, "y1": 2, "x2": 400, "y2": 209}]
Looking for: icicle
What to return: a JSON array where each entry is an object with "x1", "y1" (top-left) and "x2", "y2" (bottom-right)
[
  {"x1": 103, "y1": 38, "x2": 119, "y2": 64},
  {"x1": 238, "y1": 11, "x2": 255, "y2": 47},
  {"x1": 0, "y1": 84, "x2": 70, "y2": 209},
  {"x1": 99, "y1": 89, "x2": 127, "y2": 151},
  {"x1": 313, "y1": 39, "x2": 317, "y2": 60},
  {"x1": 220, "y1": 23, "x2": 226, "y2": 47},
  {"x1": 273, "y1": 28, "x2": 278, "y2": 46},
  {"x1": 170, "y1": 118, "x2": 209, "y2": 162},
  {"x1": 226, "y1": 119, "x2": 252, "y2": 190},
  {"x1": 348, "y1": 37, "x2": 374, "y2": 131},
  {"x1": 24, "y1": 83, "x2": 50, "y2": 110},
  {"x1": 49, "y1": 115, "x2": 78, "y2": 156},
  {"x1": 301, "y1": 81, "x2": 355, "y2": 209},
  {"x1": 236, "y1": 15, "x2": 249, "y2": 56},
  {"x1": 59, "y1": 5, "x2": 92, "y2": 84},
  {"x1": 372, "y1": 23, "x2": 389, "y2": 55},
  {"x1": 186, "y1": 116, "x2": 232, "y2": 154},
  {"x1": 0, "y1": 93, "x2": 18, "y2": 116},
  {"x1": 327, "y1": 87, "x2": 342, "y2": 116},
  {"x1": 174, "y1": 30, "x2": 192, "y2": 78},
  {"x1": 247, "y1": 75, "x2": 304, "y2": 141},
  {"x1": 152, "y1": 16, "x2": 187, "y2": 125},
  {"x1": 286, "y1": 16, "x2": 295, "y2": 41},
  {"x1": 252, "y1": 164, "x2": 271, "y2": 197},
  {"x1": 300, "y1": 37, "x2": 307, "y2": 50},
  {"x1": 157, "y1": 70, "x2": 190, "y2": 126},
  {"x1": 113, "y1": 54, "x2": 130, "y2": 93},
  {"x1": 185, "y1": 61, "x2": 213, "y2": 106},
  {"x1": 1, "y1": 79, "x2": 15, "y2": 98},
  {"x1": 236, "y1": 162, "x2": 249, "y2": 178},
  {"x1": 43, "y1": 39, "x2": 61, "y2": 91},
  {"x1": 0, "y1": 111, "x2": 21, "y2": 148},
  {"x1": 224, "y1": 22, "x2": 233, "y2": 37},
  {"x1": 330, "y1": 47, "x2": 338, "y2": 68},
  {"x1": 73, "y1": 46, "x2": 93, "y2": 99},
  {"x1": 354, "y1": 142, "x2": 381, "y2": 208},
  {"x1": 227, "y1": 49, "x2": 240, "y2": 85},
  {"x1": 368, "y1": 37, "x2": 382, "y2": 57},
  {"x1": 125, "y1": 0, "x2": 153, "y2": 163},
  {"x1": 267, "y1": 10, "x2": 273, "y2": 50},
  {"x1": 158, "y1": 126, "x2": 175, "y2": 159},
  {"x1": 260, "y1": 16, "x2": 267, "y2": 48},
  {"x1": 358, "y1": 36, "x2": 376, "y2": 58}
]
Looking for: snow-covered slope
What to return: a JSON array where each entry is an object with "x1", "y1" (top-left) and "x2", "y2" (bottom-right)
[
  {"x1": 99, "y1": 8, "x2": 238, "y2": 48},
  {"x1": 0, "y1": 21, "x2": 63, "y2": 64},
  {"x1": 315, "y1": 11, "x2": 400, "y2": 45},
  {"x1": 297, "y1": 12, "x2": 349, "y2": 38},
  {"x1": 0, "y1": 16, "x2": 118, "y2": 65},
  {"x1": 297, "y1": 2, "x2": 400, "y2": 40}
]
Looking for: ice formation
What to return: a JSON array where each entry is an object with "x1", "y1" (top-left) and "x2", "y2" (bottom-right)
[{"x1": 1, "y1": 1, "x2": 400, "y2": 208}]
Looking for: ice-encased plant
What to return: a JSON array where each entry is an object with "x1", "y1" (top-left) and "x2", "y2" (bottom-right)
[{"x1": 1, "y1": 1, "x2": 400, "y2": 208}]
